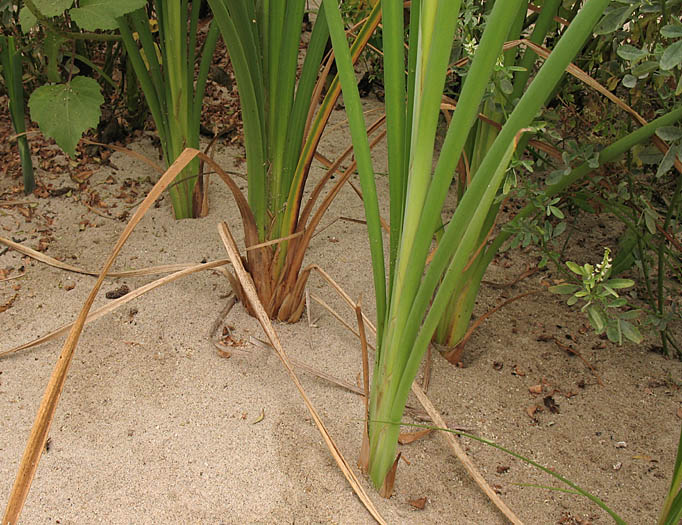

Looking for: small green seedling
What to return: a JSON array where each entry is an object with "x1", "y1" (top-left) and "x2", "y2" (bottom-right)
[{"x1": 550, "y1": 248, "x2": 642, "y2": 344}]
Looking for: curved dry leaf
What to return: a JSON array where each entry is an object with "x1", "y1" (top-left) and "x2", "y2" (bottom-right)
[
  {"x1": 0, "y1": 258, "x2": 230, "y2": 359},
  {"x1": 2, "y1": 149, "x2": 202, "y2": 524},
  {"x1": 217, "y1": 221, "x2": 386, "y2": 524}
]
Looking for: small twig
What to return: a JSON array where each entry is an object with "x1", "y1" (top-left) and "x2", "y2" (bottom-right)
[
  {"x1": 551, "y1": 336, "x2": 605, "y2": 387},
  {"x1": 355, "y1": 296, "x2": 370, "y2": 419},
  {"x1": 311, "y1": 216, "x2": 341, "y2": 239},
  {"x1": 209, "y1": 294, "x2": 236, "y2": 339},
  {"x1": 347, "y1": 181, "x2": 390, "y2": 233},
  {"x1": 245, "y1": 231, "x2": 304, "y2": 251},
  {"x1": 339, "y1": 216, "x2": 367, "y2": 225},
  {"x1": 306, "y1": 289, "x2": 315, "y2": 352},
  {"x1": 249, "y1": 337, "x2": 364, "y2": 396},
  {"x1": 0, "y1": 200, "x2": 35, "y2": 207},
  {"x1": 0, "y1": 271, "x2": 27, "y2": 282},
  {"x1": 444, "y1": 289, "x2": 543, "y2": 364},
  {"x1": 482, "y1": 265, "x2": 540, "y2": 289},
  {"x1": 422, "y1": 344, "x2": 432, "y2": 391},
  {"x1": 309, "y1": 293, "x2": 376, "y2": 352},
  {"x1": 81, "y1": 200, "x2": 115, "y2": 220}
]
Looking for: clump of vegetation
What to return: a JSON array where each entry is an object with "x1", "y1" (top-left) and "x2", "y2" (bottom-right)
[{"x1": 1, "y1": 1, "x2": 682, "y2": 523}]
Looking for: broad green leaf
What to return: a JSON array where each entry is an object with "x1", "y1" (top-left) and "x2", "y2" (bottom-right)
[
  {"x1": 28, "y1": 76, "x2": 103, "y2": 157},
  {"x1": 631, "y1": 60, "x2": 659, "y2": 77},
  {"x1": 549, "y1": 205, "x2": 564, "y2": 219},
  {"x1": 567, "y1": 295, "x2": 579, "y2": 306},
  {"x1": 587, "y1": 306, "x2": 605, "y2": 332},
  {"x1": 661, "y1": 24, "x2": 682, "y2": 39},
  {"x1": 622, "y1": 74, "x2": 637, "y2": 88},
  {"x1": 606, "y1": 278, "x2": 634, "y2": 289},
  {"x1": 619, "y1": 319, "x2": 642, "y2": 344},
  {"x1": 661, "y1": 41, "x2": 682, "y2": 71},
  {"x1": 609, "y1": 297, "x2": 627, "y2": 308},
  {"x1": 655, "y1": 126, "x2": 682, "y2": 142},
  {"x1": 637, "y1": 145, "x2": 663, "y2": 165},
  {"x1": 594, "y1": 5, "x2": 635, "y2": 35},
  {"x1": 500, "y1": 77, "x2": 513, "y2": 95},
  {"x1": 616, "y1": 44, "x2": 648, "y2": 62},
  {"x1": 606, "y1": 322, "x2": 621, "y2": 344},
  {"x1": 32, "y1": 0, "x2": 73, "y2": 17},
  {"x1": 19, "y1": 7, "x2": 37, "y2": 33},
  {"x1": 70, "y1": 0, "x2": 147, "y2": 31},
  {"x1": 600, "y1": 284, "x2": 619, "y2": 297},
  {"x1": 656, "y1": 146, "x2": 677, "y2": 178},
  {"x1": 643, "y1": 208, "x2": 658, "y2": 234},
  {"x1": 619, "y1": 309, "x2": 640, "y2": 321},
  {"x1": 553, "y1": 221, "x2": 567, "y2": 237},
  {"x1": 549, "y1": 284, "x2": 580, "y2": 295},
  {"x1": 566, "y1": 261, "x2": 584, "y2": 275}
]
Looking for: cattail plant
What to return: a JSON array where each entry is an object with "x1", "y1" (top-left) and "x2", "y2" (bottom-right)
[
  {"x1": 323, "y1": 0, "x2": 611, "y2": 493},
  {"x1": 0, "y1": 35, "x2": 34, "y2": 194},
  {"x1": 117, "y1": 1, "x2": 219, "y2": 219},
  {"x1": 204, "y1": 1, "x2": 381, "y2": 321}
]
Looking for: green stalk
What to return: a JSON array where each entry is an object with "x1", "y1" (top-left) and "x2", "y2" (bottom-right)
[
  {"x1": 279, "y1": 3, "x2": 382, "y2": 243},
  {"x1": 656, "y1": 170, "x2": 682, "y2": 355},
  {"x1": 511, "y1": 0, "x2": 561, "y2": 101},
  {"x1": 485, "y1": 105, "x2": 682, "y2": 267},
  {"x1": 659, "y1": 425, "x2": 682, "y2": 524},
  {"x1": 118, "y1": 2, "x2": 217, "y2": 219},
  {"x1": 267, "y1": 3, "x2": 306, "y2": 237},
  {"x1": 397, "y1": 0, "x2": 420, "y2": 293},
  {"x1": 279, "y1": 4, "x2": 330, "y2": 200},
  {"x1": 382, "y1": 0, "x2": 407, "y2": 291},
  {"x1": 380, "y1": 0, "x2": 516, "y2": 367},
  {"x1": 330, "y1": 0, "x2": 609, "y2": 489},
  {"x1": 0, "y1": 36, "x2": 34, "y2": 194},
  {"x1": 503, "y1": 1, "x2": 528, "y2": 67},
  {"x1": 208, "y1": 0, "x2": 268, "y2": 235},
  {"x1": 118, "y1": 16, "x2": 166, "y2": 146},
  {"x1": 322, "y1": 0, "x2": 387, "y2": 344}
]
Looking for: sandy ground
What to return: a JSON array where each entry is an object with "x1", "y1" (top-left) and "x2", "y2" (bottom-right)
[{"x1": 1, "y1": 104, "x2": 682, "y2": 525}]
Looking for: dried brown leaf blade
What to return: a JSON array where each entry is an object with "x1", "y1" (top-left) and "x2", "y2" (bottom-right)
[
  {"x1": 0, "y1": 235, "x2": 200, "y2": 278},
  {"x1": 410, "y1": 383, "x2": 524, "y2": 524},
  {"x1": 398, "y1": 428, "x2": 432, "y2": 445},
  {"x1": 2, "y1": 148, "x2": 201, "y2": 525},
  {"x1": 0, "y1": 259, "x2": 230, "y2": 359},
  {"x1": 379, "y1": 453, "x2": 400, "y2": 498},
  {"x1": 216, "y1": 221, "x2": 385, "y2": 525}
]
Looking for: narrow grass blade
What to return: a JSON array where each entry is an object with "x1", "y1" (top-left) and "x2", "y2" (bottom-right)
[{"x1": 409, "y1": 382, "x2": 524, "y2": 525}]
